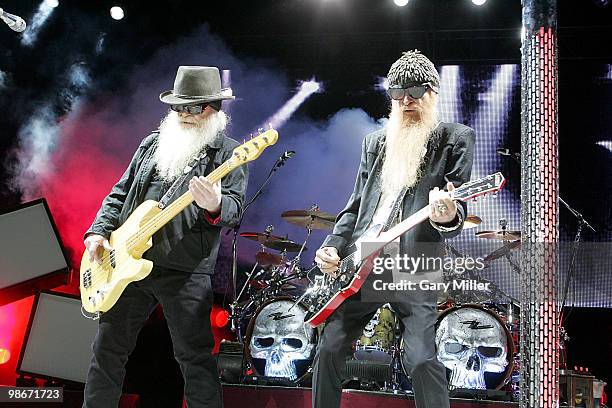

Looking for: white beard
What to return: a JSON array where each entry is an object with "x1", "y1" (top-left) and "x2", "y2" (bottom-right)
[
  {"x1": 379, "y1": 106, "x2": 438, "y2": 194},
  {"x1": 155, "y1": 110, "x2": 228, "y2": 182}
]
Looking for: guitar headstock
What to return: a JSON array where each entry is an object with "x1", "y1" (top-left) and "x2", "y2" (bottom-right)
[
  {"x1": 451, "y1": 172, "x2": 506, "y2": 202},
  {"x1": 229, "y1": 129, "x2": 279, "y2": 167}
]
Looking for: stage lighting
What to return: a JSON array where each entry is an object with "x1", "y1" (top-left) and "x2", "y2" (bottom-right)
[
  {"x1": 45, "y1": 0, "x2": 59, "y2": 7},
  {"x1": 110, "y1": 6, "x2": 124, "y2": 20},
  {"x1": 394, "y1": 0, "x2": 409, "y2": 6},
  {"x1": 300, "y1": 80, "x2": 321, "y2": 93},
  {"x1": 472, "y1": 0, "x2": 487, "y2": 5}
]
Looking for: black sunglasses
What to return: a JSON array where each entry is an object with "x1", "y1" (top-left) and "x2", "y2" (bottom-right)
[
  {"x1": 387, "y1": 84, "x2": 434, "y2": 100},
  {"x1": 170, "y1": 104, "x2": 208, "y2": 115}
]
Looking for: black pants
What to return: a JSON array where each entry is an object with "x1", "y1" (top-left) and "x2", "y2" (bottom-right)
[
  {"x1": 83, "y1": 266, "x2": 221, "y2": 408},
  {"x1": 311, "y1": 277, "x2": 449, "y2": 408}
]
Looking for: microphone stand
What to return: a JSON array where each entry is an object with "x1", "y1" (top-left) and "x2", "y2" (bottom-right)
[
  {"x1": 500, "y1": 150, "x2": 596, "y2": 325},
  {"x1": 228, "y1": 154, "x2": 290, "y2": 337}
]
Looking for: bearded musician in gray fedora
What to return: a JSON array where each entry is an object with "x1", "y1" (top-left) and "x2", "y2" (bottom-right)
[
  {"x1": 83, "y1": 66, "x2": 248, "y2": 407},
  {"x1": 313, "y1": 51, "x2": 475, "y2": 408}
]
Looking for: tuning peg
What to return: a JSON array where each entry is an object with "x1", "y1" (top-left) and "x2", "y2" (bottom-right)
[{"x1": 257, "y1": 128, "x2": 265, "y2": 134}]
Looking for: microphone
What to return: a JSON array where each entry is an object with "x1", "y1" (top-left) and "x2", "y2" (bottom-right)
[
  {"x1": 276, "y1": 150, "x2": 296, "y2": 167},
  {"x1": 0, "y1": 8, "x2": 26, "y2": 33}
]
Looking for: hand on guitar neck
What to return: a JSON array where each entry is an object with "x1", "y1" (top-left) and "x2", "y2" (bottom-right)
[
  {"x1": 188, "y1": 176, "x2": 222, "y2": 215},
  {"x1": 429, "y1": 182, "x2": 458, "y2": 224}
]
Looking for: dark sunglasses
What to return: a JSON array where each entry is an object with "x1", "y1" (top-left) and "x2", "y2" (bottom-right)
[
  {"x1": 170, "y1": 104, "x2": 208, "y2": 115},
  {"x1": 387, "y1": 84, "x2": 433, "y2": 100}
]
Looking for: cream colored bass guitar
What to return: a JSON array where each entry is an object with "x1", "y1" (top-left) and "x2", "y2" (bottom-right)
[{"x1": 80, "y1": 130, "x2": 278, "y2": 315}]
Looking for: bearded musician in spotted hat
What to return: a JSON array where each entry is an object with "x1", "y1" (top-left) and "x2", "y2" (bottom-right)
[
  {"x1": 82, "y1": 66, "x2": 248, "y2": 408},
  {"x1": 312, "y1": 51, "x2": 475, "y2": 408}
]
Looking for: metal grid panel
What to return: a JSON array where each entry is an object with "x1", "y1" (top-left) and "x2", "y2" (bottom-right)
[{"x1": 520, "y1": 1, "x2": 559, "y2": 407}]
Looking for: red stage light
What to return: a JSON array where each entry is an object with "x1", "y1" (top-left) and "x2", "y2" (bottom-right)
[{"x1": 211, "y1": 308, "x2": 229, "y2": 328}]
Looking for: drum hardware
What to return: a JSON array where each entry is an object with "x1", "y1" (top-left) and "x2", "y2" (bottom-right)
[
  {"x1": 483, "y1": 241, "x2": 521, "y2": 265},
  {"x1": 228, "y1": 148, "x2": 296, "y2": 333}
]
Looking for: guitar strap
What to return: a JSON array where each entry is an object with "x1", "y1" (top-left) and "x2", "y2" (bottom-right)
[
  {"x1": 382, "y1": 186, "x2": 408, "y2": 231},
  {"x1": 157, "y1": 146, "x2": 219, "y2": 210}
]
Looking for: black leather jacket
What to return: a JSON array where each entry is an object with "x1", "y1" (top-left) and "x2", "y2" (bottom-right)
[
  {"x1": 322, "y1": 122, "x2": 475, "y2": 261},
  {"x1": 86, "y1": 131, "x2": 248, "y2": 274}
]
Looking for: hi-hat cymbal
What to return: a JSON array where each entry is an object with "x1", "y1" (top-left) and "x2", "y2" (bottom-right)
[
  {"x1": 464, "y1": 215, "x2": 482, "y2": 229},
  {"x1": 281, "y1": 209, "x2": 337, "y2": 230},
  {"x1": 255, "y1": 251, "x2": 284, "y2": 266},
  {"x1": 240, "y1": 231, "x2": 286, "y2": 244},
  {"x1": 476, "y1": 230, "x2": 521, "y2": 241}
]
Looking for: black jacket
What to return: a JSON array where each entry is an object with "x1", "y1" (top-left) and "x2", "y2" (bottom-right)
[
  {"x1": 322, "y1": 122, "x2": 475, "y2": 261},
  {"x1": 86, "y1": 131, "x2": 248, "y2": 274}
]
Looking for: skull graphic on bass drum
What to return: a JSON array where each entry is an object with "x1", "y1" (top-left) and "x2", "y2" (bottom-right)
[
  {"x1": 435, "y1": 305, "x2": 512, "y2": 390},
  {"x1": 248, "y1": 298, "x2": 316, "y2": 381}
]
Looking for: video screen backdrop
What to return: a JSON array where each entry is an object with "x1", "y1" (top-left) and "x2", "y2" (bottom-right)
[{"x1": 221, "y1": 63, "x2": 612, "y2": 309}]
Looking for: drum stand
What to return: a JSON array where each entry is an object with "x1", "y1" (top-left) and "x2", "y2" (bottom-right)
[{"x1": 228, "y1": 154, "x2": 289, "y2": 337}]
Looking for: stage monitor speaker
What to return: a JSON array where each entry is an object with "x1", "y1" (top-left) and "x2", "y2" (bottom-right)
[
  {"x1": 17, "y1": 291, "x2": 98, "y2": 384},
  {"x1": 0, "y1": 199, "x2": 70, "y2": 305}
]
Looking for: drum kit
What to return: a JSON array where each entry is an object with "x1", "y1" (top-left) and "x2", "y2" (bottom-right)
[{"x1": 228, "y1": 207, "x2": 523, "y2": 398}]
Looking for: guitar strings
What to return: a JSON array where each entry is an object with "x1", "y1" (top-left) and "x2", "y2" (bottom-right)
[{"x1": 85, "y1": 161, "x2": 232, "y2": 291}]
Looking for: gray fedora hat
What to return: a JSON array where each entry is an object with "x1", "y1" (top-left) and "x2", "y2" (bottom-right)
[{"x1": 159, "y1": 66, "x2": 235, "y2": 105}]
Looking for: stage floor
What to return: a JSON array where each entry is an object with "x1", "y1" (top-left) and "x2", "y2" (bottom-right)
[{"x1": 222, "y1": 384, "x2": 518, "y2": 408}]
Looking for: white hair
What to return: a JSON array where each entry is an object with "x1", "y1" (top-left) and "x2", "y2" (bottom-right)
[{"x1": 155, "y1": 110, "x2": 228, "y2": 182}]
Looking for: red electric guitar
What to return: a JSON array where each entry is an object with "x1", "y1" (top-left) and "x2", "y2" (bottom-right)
[{"x1": 302, "y1": 172, "x2": 506, "y2": 327}]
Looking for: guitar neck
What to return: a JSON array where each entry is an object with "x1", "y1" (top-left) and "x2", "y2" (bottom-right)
[
  {"x1": 359, "y1": 206, "x2": 431, "y2": 260},
  {"x1": 135, "y1": 161, "x2": 234, "y2": 243}
]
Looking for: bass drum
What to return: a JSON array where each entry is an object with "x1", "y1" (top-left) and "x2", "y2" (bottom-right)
[
  {"x1": 245, "y1": 297, "x2": 318, "y2": 384},
  {"x1": 434, "y1": 304, "x2": 514, "y2": 390}
]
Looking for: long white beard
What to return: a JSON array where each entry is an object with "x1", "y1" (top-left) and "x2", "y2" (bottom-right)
[
  {"x1": 379, "y1": 106, "x2": 438, "y2": 194},
  {"x1": 155, "y1": 110, "x2": 228, "y2": 182}
]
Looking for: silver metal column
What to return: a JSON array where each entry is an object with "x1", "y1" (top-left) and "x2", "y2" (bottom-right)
[{"x1": 520, "y1": 1, "x2": 559, "y2": 407}]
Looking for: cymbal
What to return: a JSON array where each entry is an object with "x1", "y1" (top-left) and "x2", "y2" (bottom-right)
[
  {"x1": 265, "y1": 239, "x2": 306, "y2": 253},
  {"x1": 463, "y1": 215, "x2": 482, "y2": 229},
  {"x1": 240, "y1": 231, "x2": 286, "y2": 244},
  {"x1": 281, "y1": 209, "x2": 337, "y2": 230},
  {"x1": 476, "y1": 230, "x2": 521, "y2": 241},
  {"x1": 483, "y1": 241, "x2": 522, "y2": 264},
  {"x1": 255, "y1": 251, "x2": 283, "y2": 266}
]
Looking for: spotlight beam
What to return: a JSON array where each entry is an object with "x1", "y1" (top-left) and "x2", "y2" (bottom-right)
[
  {"x1": 260, "y1": 79, "x2": 321, "y2": 130},
  {"x1": 21, "y1": 0, "x2": 57, "y2": 47}
]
